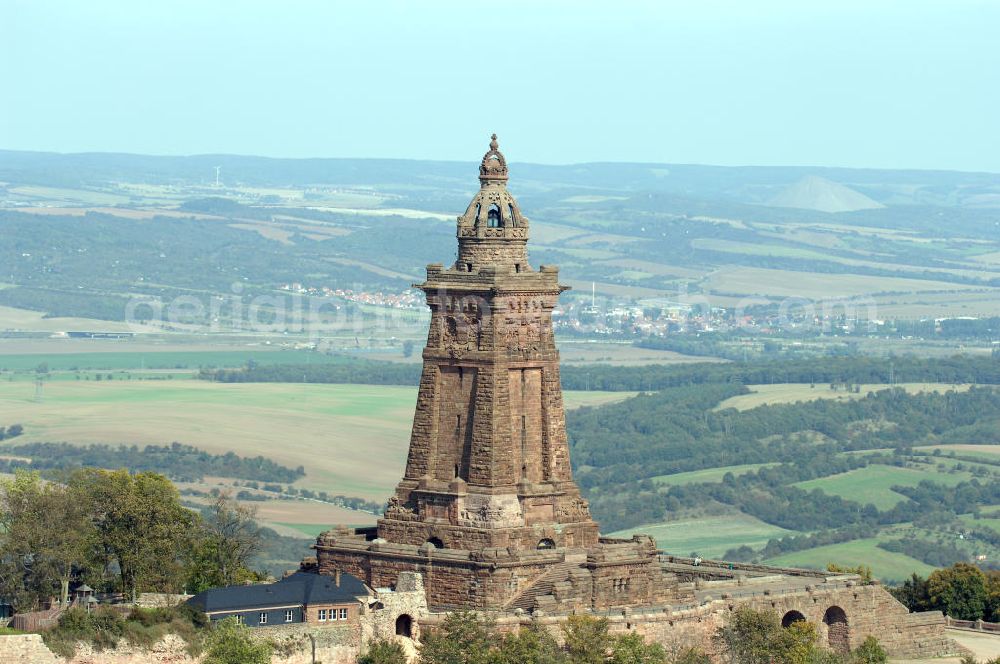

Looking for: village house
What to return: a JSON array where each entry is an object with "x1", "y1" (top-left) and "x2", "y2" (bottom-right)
[{"x1": 186, "y1": 570, "x2": 368, "y2": 628}]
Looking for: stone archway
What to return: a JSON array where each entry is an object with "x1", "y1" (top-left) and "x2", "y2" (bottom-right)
[
  {"x1": 823, "y1": 606, "x2": 849, "y2": 653},
  {"x1": 782, "y1": 610, "x2": 806, "y2": 628},
  {"x1": 395, "y1": 614, "x2": 413, "y2": 638},
  {"x1": 426, "y1": 537, "x2": 444, "y2": 549}
]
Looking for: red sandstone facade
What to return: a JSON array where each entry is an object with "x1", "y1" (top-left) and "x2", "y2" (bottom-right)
[
  {"x1": 316, "y1": 136, "x2": 680, "y2": 611},
  {"x1": 314, "y1": 137, "x2": 955, "y2": 660}
]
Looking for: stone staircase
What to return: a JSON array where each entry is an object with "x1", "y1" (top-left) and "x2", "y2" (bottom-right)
[{"x1": 505, "y1": 561, "x2": 585, "y2": 612}]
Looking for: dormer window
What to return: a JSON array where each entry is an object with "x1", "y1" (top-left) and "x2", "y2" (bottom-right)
[{"x1": 487, "y1": 204, "x2": 501, "y2": 228}]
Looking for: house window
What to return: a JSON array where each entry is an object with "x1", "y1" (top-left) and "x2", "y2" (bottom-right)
[
  {"x1": 339, "y1": 608, "x2": 348, "y2": 620},
  {"x1": 318, "y1": 609, "x2": 327, "y2": 621},
  {"x1": 285, "y1": 610, "x2": 294, "y2": 623},
  {"x1": 259, "y1": 612, "x2": 267, "y2": 624},
  {"x1": 235, "y1": 615, "x2": 245, "y2": 625}
]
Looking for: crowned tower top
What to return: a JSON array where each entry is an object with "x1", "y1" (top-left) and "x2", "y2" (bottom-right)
[
  {"x1": 456, "y1": 134, "x2": 529, "y2": 271},
  {"x1": 479, "y1": 133, "x2": 509, "y2": 184}
]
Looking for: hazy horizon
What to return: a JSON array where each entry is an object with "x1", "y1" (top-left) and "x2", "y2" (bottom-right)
[{"x1": 3, "y1": 0, "x2": 999, "y2": 172}]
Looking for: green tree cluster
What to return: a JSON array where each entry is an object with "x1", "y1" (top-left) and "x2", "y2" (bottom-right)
[
  {"x1": 0, "y1": 469, "x2": 265, "y2": 612},
  {"x1": 890, "y1": 563, "x2": 1000, "y2": 622},
  {"x1": 414, "y1": 611, "x2": 672, "y2": 664},
  {"x1": 716, "y1": 606, "x2": 887, "y2": 664},
  {"x1": 398, "y1": 608, "x2": 890, "y2": 664}
]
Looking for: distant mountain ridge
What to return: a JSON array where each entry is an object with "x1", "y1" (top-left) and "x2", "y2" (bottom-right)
[
  {"x1": 1, "y1": 149, "x2": 998, "y2": 209},
  {"x1": 767, "y1": 175, "x2": 885, "y2": 213}
]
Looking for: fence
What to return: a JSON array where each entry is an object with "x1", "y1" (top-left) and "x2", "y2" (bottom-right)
[{"x1": 946, "y1": 616, "x2": 1000, "y2": 633}]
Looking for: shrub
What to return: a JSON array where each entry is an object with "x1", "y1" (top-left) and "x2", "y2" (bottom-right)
[
  {"x1": 850, "y1": 636, "x2": 887, "y2": 664},
  {"x1": 359, "y1": 637, "x2": 408, "y2": 664},
  {"x1": 202, "y1": 617, "x2": 272, "y2": 664}
]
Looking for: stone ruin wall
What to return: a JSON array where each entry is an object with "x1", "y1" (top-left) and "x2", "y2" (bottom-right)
[
  {"x1": 0, "y1": 582, "x2": 959, "y2": 663},
  {"x1": 416, "y1": 582, "x2": 957, "y2": 661}
]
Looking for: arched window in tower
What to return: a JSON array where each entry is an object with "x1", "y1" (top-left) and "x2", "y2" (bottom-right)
[
  {"x1": 487, "y1": 204, "x2": 501, "y2": 228},
  {"x1": 508, "y1": 204, "x2": 517, "y2": 226},
  {"x1": 473, "y1": 203, "x2": 481, "y2": 222}
]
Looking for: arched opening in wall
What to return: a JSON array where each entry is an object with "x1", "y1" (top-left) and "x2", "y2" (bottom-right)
[
  {"x1": 426, "y1": 537, "x2": 444, "y2": 549},
  {"x1": 473, "y1": 203, "x2": 481, "y2": 222},
  {"x1": 537, "y1": 538, "x2": 556, "y2": 550},
  {"x1": 395, "y1": 614, "x2": 413, "y2": 638},
  {"x1": 487, "y1": 204, "x2": 501, "y2": 228},
  {"x1": 782, "y1": 610, "x2": 806, "y2": 628},
  {"x1": 508, "y1": 204, "x2": 517, "y2": 226},
  {"x1": 823, "y1": 606, "x2": 849, "y2": 653}
]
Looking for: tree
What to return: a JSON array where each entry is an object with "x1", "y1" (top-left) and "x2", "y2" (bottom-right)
[
  {"x1": 494, "y1": 624, "x2": 567, "y2": 664},
  {"x1": 190, "y1": 493, "x2": 264, "y2": 590},
  {"x1": 781, "y1": 621, "x2": 820, "y2": 664},
  {"x1": 889, "y1": 574, "x2": 930, "y2": 612},
  {"x1": 359, "y1": 638, "x2": 408, "y2": 664},
  {"x1": 609, "y1": 632, "x2": 667, "y2": 664},
  {"x1": 72, "y1": 469, "x2": 197, "y2": 599},
  {"x1": 0, "y1": 470, "x2": 95, "y2": 611},
  {"x1": 562, "y1": 615, "x2": 610, "y2": 664},
  {"x1": 418, "y1": 611, "x2": 496, "y2": 664},
  {"x1": 851, "y1": 636, "x2": 887, "y2": 664},
  {"x1": 715, "y1": 607, "x2": 823, "y2": 664},
  {"x1": 671, "y1": 649, "x2": 712, "y2": 664},
  {"x1": 716, "y1": 607, "x2": 781, "y2": 664},
  {"x1": 927, "y1": 563, "x2": 988, "y2": 620},
  {"x1": 202, "y1": 617, "x2": 272, "y2": 664},
  {"x1": 987, "y1": 570, "x2": 1000, "y2": 622}
]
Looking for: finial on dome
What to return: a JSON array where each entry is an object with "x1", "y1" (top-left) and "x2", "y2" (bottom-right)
[{"x1": 480, "y1": 133, "x2": 508, "y2": 185}]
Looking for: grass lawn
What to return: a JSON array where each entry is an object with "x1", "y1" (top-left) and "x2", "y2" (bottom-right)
[
  {"x1": 608, "y1": 513, "x2": 793, "y2": 559},
  {"x1": 716, "y1": 382, "x2": 971, "y2": 411},
  {"x1": 793, "y1": 464, "x2": 977, "y2": 510},
  {"x1": 652, "y1": 463, "x2": 778, "y2": 487},
  {"x1": 765, "y1": 538, "x2": 935, "y2": 583},
  {"x1": 0, "y1": 379, "x2": 631, "y2": 503}
]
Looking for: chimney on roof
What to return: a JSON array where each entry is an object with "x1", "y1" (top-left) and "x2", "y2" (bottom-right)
[{"x1": 335, "y1": 570, "x2": 341, "y2": 587}]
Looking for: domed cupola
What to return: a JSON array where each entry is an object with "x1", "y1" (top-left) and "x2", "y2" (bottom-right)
[{"x1": 455, "y1": 134, "x2": 530, "y2": 273}]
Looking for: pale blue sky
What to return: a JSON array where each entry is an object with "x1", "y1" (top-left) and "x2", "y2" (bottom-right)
[{"x1": 2, "y1": 0, "x2": 998, "y2": 171}]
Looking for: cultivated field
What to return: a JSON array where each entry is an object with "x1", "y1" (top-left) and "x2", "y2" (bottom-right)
[
  {"x1": 716, "y1": 382, "x2": 971, "y2": 411},
  {"x1": 793, "y1": 464, "x2": 978, "y2": 510},
  {"x1": 764, "y1": 538, "x2": 936, "y2": 583},
  {"x1": 915, "y1": 444, "x2": 1000, "y2": 459},
  {"x1": 651, "y1": 463, "x2": 778, "y2": 487},
  {"x1": 0, "y1": 348, "x2": 328, "y2": 373},
  {"x1": 702, "y1": 266, "x2": 986, "y2": 300},
  {"x1": 0, "y1": 380, "x2": 633, "y2": 502},
  {"x1": 608, "y1": 513, "x2": 793, "y2": 559}
]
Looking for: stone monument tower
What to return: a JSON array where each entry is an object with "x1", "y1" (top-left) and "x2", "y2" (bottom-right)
[
  {"x1": 316, "y1": 136, "x2": 677, "y2": 611},
  {"x1": 378, "y1": 134, "x2": 601, "y2": 552}
]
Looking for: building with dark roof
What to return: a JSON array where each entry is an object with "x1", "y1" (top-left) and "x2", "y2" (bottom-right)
[{"x1": 186, "y1": 570, "x2": 369, "y2": 628}]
